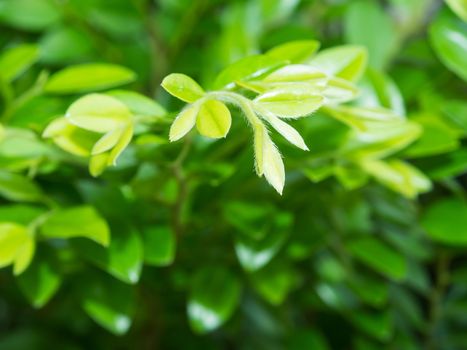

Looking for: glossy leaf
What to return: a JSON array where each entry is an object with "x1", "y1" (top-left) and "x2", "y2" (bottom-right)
[
  {"x1": 188, "y1": 267, "x2": 241, "y2": 333},
  {"x1": 429, "y1": 11, "x2": 467, "y2": 82},
  {"x1": 107, "y1": 90, "x2": 166, "y2": 117},
  {"x1": 45, "y1": 64, "x2": 136, "y2": 94},
  {"x1": 161, "y1": 73, "x2": 205, "y2": 103}
]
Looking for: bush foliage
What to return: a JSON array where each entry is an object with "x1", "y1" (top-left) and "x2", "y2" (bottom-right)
[{"x1": 1, "y1": 0, "x2": 467, "y2": 349}]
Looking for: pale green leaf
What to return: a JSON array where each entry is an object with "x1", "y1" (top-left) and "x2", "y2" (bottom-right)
[
  {"x1": 266, "y1": 40, "x2": 320, "y2": 63},
  {"x1": 45, "y1": 63, "x2": 136, "y2": 94},
  {"x1": 260, "y1": 111, "x2": 308, "y2": 150},
  {"x1": 107, "y1": 90, "x2": 166, "y2": 117},
  {"x1": 161, "y1": 73, "x2": 205, "y2": 103},
  {"x1": 89, "y1": 152, "x2": 110, "y2": 177},
  {"x1": 196, "y1": 100, "x2": 232, "y2": 138},
  {"x1": 13, "y1": 236, "x2": 35, "y2": 275},
  {"x1": 0, "y1": 44, "x2": 39, "y2": 82},
  {"x1": 41, "y1": 206, "x2": 110, "y2": 246},
  {"x1": 445, "y1": 0, "x2": 467, "y2": 22},
  {"x1": 107, "y1": 125, "x2": 133, "y2": 165},
  {"x1": 254, "y1": 88, "x2": 323, "y2": 118},
  {"x1": 0, "y1": 223, "x2": 29, "y2": 268},
  {"x1": 169, "y1": 105, "x2": 199, "y2": 142},
  {"x1": 309, "y1": 45, "x2": 368, "y2": 81},
  {"x1": 92, "y1": 129, "x2": 124, "y2": 155},
  {"x1": 66, "y1": 94, "x2": 132, "y2": 133}
]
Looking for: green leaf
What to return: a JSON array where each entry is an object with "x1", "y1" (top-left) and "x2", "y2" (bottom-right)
[
  {"x1": 142, "y1": 226, "x2": 175, "y2": 266},
  {"x1": 344, "y1": 0, "x2": 397, "y2": 69},
  {"x1": 0, "y1": 205, "x2": 45, "y2": 225},
  {"x1": 262, "y1": 113, "x2": 308, "y2": 150},
  {"x1": 41, "y1": 206, "x2": 110, "y2": 246},
  {"x1": 17, "y1": 258, "x2": 61, "y2": 308},
  {"x1": 0, "y1": 170, "x2": 43, "y2": 202},
  {"x1": 81, "y1": 274, "x2": 135, "y2": 335},
  {"x1": 66, "y1": 93, "x2": 132, "y2": 133},
  {"x1": 288, "y1": 330, "x2": 330, "y2": 350},
  {"x1": 169, "y1": 105, "x2": 199, "y2": 142},
  {"x1": 309, "y1": 45, "x2": 368, "y2": 81},
  {"x1": 348, "y1": 310, "x2": 393, "y2": 341},
  {"x1": 0, "y1": 44, "x2": 39, "y2": 82},
  {"x1": 161, "y1": 73, "x2": 205, "y2": 103},
  {"x1": 45, "y1": 64, "x2": 136, "y2": 94},
  {"x1": 72, "y1": 223, "x2": 143, "y2": 284},
  {"x1": 0, "y1": 0, "x2": 60, "y2": 31},
  {"x1": 213, "y1": 54, "x2": 285, "y2": 89},
  {"x1": 106, "y1": 90, "x2": 166, "y2": 117},
  {"x1": 266, "y1": 40, "x2": 320, "y2": 63},
  {"x1": 421, "y1": 198, "x2": 467, "y2": 245},
  {"x1": 404, "y1": 113, "x2": 460, "y2": 157},
  {"x1": 347, "y1": 237, "x2": 407, "y2": 281},
  {"x1": 235, "y1": 213, "x2": 290, "y2": 271},
  {"x1": 0, "y1": 222, "x2": 34, "y2": 274},
  {"x1": 429, "y1": 10, "x2": 467, "y2": 82},
  {"x1": 254, "y1": 88, "x2": 323, "y2": 118},
  {"x1": 445, "y1": 0, "x2": 467, "y2": 22},
  {"x1": 442, "y1": 100, "x2": 467, "y2": 132},
  {"x1": 361, "y1": 159, "x2": 431, "y2": 198},
  {"x1": 188, "y1": 267, "x2": 241, "y2": 333},
  {"x1": 196, "y1": 100, "x2": 232, "y2": 138},
  {"x1": 251, "y1": 263, "x2": 297, "y2": 305}
]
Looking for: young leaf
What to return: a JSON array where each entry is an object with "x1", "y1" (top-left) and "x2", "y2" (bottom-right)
[
  {"x1": 89, "y1": 153, "x2": 110, "y2": 177},
  {"x1": 13, "y1": 236, "x2": 35, "y2": 275},
  {"x1": 213, "y1": 54, "x2": 285, "y2": 89},
  {"x1": 161, "y1": 73, "x2": 205, "y2": 103},
  {"x1": 260, "y1": 111, "x2": 309, "y2": 150},
  {"x1": 262, "y1": 134, "x2": 285, "y2": 194},
  {"x1": 40, "y1": 206, "x2": 110, "y2": 246},
  {"x1": 309, "y1": 45, "x2": 368, "y2": 82},
  {"x1": 45, "y1": 63, "x2": 136, "y2": 94},
  {"x1": 254, "y1": 88, "x2": 323, "y2": 118},
  {"x1": 263, "y1": 64, "x2": 327, "y2": 84},
  {"x1": 107, "y1": 124, "x2": 133, "y2": 165},
  {"x1": 0, "y1": 44, "x2": 39, "y2": 82},
  {"x1": 446, "y1": 0, "x2": 467, "y2": 21},
  {"x1": 92, "y1": 129, "x2": 124, "y2": 155},
  {"x1": 266, "y1": 40, "x2": 320, "y2": 63},
  {"x1": 107, "y1": 90, "x2": 166, "y2": 117},
  {"x1": 66, "y1": 94, "x2": 132, "y2": 133},
  {"x1": 196, "y1": 100, "x2": 232, "y2": 138},
  {"x1": 169, "y1": 104, "x2": 199, "y2": 142}
]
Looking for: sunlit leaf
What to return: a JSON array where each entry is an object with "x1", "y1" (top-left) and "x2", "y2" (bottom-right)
[
  {"x1": 161, "y1": 73, "x2": 205, "y2": 103},
  {"x1": 0, "y1": 44, "x2": 39, "y2": 82},
  {"x1": 169, "y1": 104, "x2": 199, "y2": 142},
  {"x1": 266, "y1": 40, "x2": 320, "y2": 63},
  {"x1": 196, "y1": 100, "x2": 232, "y2": 138},
  {"x1": 45, "y1": 64, "x2": 136, "y2": 94}
]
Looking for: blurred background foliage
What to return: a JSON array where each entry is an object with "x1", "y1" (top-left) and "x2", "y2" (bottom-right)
[{"x1": 0, "y1": 0, "x2": 467, "y2": 349}]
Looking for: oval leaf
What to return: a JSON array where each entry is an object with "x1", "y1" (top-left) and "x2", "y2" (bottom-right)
[
  {"x1": 196, "y1": 100, "x2": 232, "y2": 138},
  {"x1": 45, "y1": 63, "x2": 136, "y2": 94},
  {"x1": 169, "y1": 104, "x2": 199, "y2": 142},
  {"x1": 161, "y1": 73, "x2": 205, "y2": 103}
]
